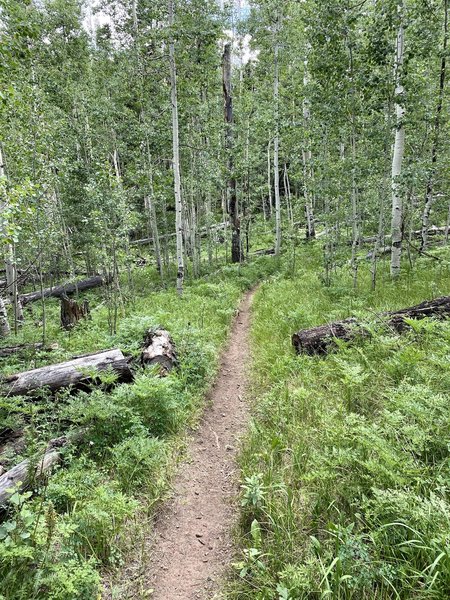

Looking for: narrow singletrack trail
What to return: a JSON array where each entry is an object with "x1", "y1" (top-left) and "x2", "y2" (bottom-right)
[{"x1": 146, "y1": 289, "x2": 255, "y2": 599}]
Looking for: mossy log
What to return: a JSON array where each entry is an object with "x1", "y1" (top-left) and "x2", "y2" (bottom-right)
[
  {"x1": 292, "y1": 296, "x2": 450, "y2": 355},
  {"x1": 1, "y1": 348, "x2": 133, "y2": 397},
  {"x1": 141, "y1": 329, "x2": 177, "y2": 375}
]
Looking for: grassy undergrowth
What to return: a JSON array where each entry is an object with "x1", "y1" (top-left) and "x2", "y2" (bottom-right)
[
  {"x1": 0, "y1": 255, "x2": 277, "y2": 600},
  {"x1": 230, "y1": 246, "x2": 450, "y2": 599}
]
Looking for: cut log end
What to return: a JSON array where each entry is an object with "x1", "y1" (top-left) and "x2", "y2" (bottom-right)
[{"x1": 141, "y1": 329, "x2": 177, "y2": 376}]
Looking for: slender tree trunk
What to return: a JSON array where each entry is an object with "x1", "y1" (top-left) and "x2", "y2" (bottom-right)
[
  {"x1": 273, "y1": 16, "x2": 282, "y2": 255},
  {"x1": 0, "y1": 146, "x2": 23, "y2": 332},
  {"x1": 0, "y1": 296, "x2": 10, "y2": 337},
  {"x1": 302, "y1": 48, "x2": 316, "y2": 240},
  {"x1": 420, "y1": 0, "x2": 447, "y2": 252},
  {"x1": 168, "y1": 0, "x2": 185, "y2": 293},
  {"x1": 222, "y1": 43, "x2": 241, "y2": 263},
  {"x1": 267, "y1": 140, "x2": 273, "y2": 218},
  {"x1": 390, "y1": 3, "x2": 406, "y2": 278}
]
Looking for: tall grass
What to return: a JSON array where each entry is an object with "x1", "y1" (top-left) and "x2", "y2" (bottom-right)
[
  {"x1": 230, "y1": 246, "x2": 450, "y2": 599},
  {"x1": 0, "y1": 255, "x2": 278, "y2": 600}
]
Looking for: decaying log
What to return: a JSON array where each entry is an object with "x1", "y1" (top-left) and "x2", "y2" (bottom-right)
[
  {"x1": 0, "y1": 342, "x2": 58, "y2": 358},
  {"x1": 0, "y1": 436, "x2": 68, "y2": 506},
  {"x1": 1, "y1": 348, "x2": 133, "y2": 397},
  {"x1": 141, "y1": 329, "x2": 177, "y2": 375},
  {"x1": 253, "y1": 248, "x2": 276, "y2": 256},
  {"x1": 20, "y1": 275, "x2": 110, "y2": 306},
  {"x1": 292, "y1": 296, "x2": 450, "y2": 355},
  {"x1": 60, "y1": 294, "x2": 90, "y2": 330},
  {"x1": 292, "y1": 318, "x2": 365, "y2": 355}
]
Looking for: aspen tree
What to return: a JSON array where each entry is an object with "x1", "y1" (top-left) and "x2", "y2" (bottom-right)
[
  {"x1": 273, "y1": 11, "x2": 281, "y2": 255},
  {"x1": 390, "y1": 2, "x2": 406, "y2": 278},
  {"x1": 420, "y1": 0, "x2": 448, "y2": 252},
  {"x1": 168, "y1": 0, "x2": 185, "y2": 294}
]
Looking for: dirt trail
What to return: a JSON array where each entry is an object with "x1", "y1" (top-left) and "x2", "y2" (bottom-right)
[{"x1": 146, "y1": 289, "x2": 254, "y2": 599}]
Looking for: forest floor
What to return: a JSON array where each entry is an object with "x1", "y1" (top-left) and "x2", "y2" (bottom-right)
[{"x1": 110, "y1": 289, "x2": 255, "y2": 599}]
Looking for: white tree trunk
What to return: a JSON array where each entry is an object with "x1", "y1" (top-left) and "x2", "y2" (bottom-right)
[
  {"x1": 168, "y1": 0, "x2": 184, "y2": 295},
  {"x1": 0, "y1": 296, "x2": 10, "y2": 337},
  {"x1": 273, "y1": 16, "x2": 281, "y2": 255},
  {"x1": 267, "y1": 140, "x2": 272, "y2": 217},
  {"x1": 0, "y1": 145, "x2": 23, "y2": 331},
  {"x1": 390, "y1": 4, "x2": 406, "y2": 278},
  {"x1": 302, "y1": 49, "x2": 316, "y2": 240}
]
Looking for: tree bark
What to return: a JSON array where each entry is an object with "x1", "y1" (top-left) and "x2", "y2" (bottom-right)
[
  {"x1": 390, "y1": 3, "x2": 406, "y2": 278},
  {"x1": 1, "y1": 348, "x2": 133, "y2": 397},
  {"x1": 292, "y1": 296, "x2": 450, "y2": 355},
  {"x1": 141, "y1": 328, "x2": 177, "y2": 375}
]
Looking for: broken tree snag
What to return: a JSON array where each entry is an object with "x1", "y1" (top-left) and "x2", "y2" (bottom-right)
[
  {"x1": 292, "y1": 318, "x2": 365, "y2": 355},
  {"x1": 0, "y1": 436, "x2": 68, "y2": 506},
  {"x1": 292, "y1": 295, "x2": 450, "y2": 355},
  {"x1": 60, "y1": 294, "x2": 90, "y2": 330},
  {"x1": 20, "y1": 275, "x2": 110, "y2": 306},
  {"x1": 141, "y1": 329, "x2": 177, "y2": 375},
  {"x1": 1, "y1": 349, "x2": 133, "y2": 397}
]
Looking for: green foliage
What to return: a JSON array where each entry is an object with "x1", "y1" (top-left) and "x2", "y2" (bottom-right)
[
  {"x1": 231, "y1": 247, "x2": 450, "y2": 599},
  {"x1": 0, "y1": 253, "x2": 275, "y2": 597}
]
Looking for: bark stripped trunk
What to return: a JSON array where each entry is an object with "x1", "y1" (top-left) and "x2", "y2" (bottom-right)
[
  {"x1": 223, "y1": 43, "x2": 241, "y2": 263},
  {"x1": 168, "y1": 0, "x2": 185, "y2": 294},
  {"x1": 141, "y1": 328, "x2": 177, "y2": 375},
  {"x1": 1, "y1": 348, "x2": 133, "y2": 397},
  {"x1": 390, "y1": 3, "x2": 406, "y2": 278},
  {"x1": 0, "y1": 436, "x2": 67, "y2": 506},
  {"x1": 420, "y1": 0, "x2": 447, "y2": 252}
]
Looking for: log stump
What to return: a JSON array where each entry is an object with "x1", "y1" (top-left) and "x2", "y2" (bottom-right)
[{"x1": 60, "y1": 294, "x2": 90, "y2": 330}]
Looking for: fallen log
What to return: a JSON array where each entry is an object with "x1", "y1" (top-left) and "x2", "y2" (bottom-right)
[
  {"x1": 141, "y1": 329, "x2": 177, "y2": 375},
  {"x1": 253, "y1": 248, "x2": 276, "y2": 256},
  {"x1": 20, "y1": 275, "x2": 110, "y2": 306},
  {"x1": 0, "y1": 342, "x2": 58, "y2": 358},
  {"x1": 0, "y1": 436, "x2": 68, "y2": 506},
  {"x1": 292, "y1": 296, "x2": 450, "y2": 355},
  {"x1": 60, "y1": 294, "x2": 90, "y2": 330},
  {"x1": 1, "y1": 348, "x2": 133, "y2": 397}
]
